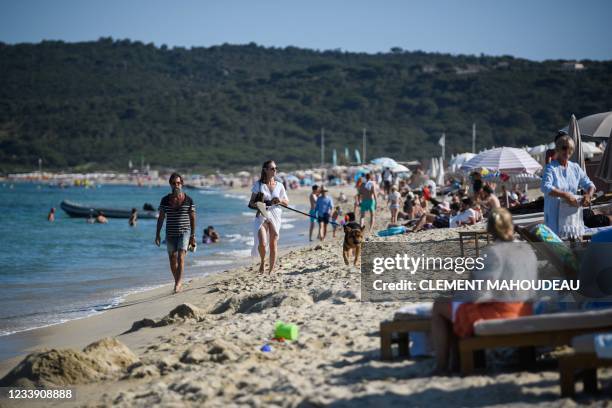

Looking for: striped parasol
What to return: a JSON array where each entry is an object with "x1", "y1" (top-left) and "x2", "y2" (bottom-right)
[{"x1": 460, "y1": 147, "x2": 542, "y2": 174}]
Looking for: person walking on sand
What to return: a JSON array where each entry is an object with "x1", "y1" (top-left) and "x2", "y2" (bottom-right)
[
  {"x1": 47, "y1": 207, "x2": 55, "y2": 222},
  {"x1": 248, "y1": 160, "x2": 289, "y2": 274},
  {"x1": 382, "y1": 167, "x2": 393, "y2": 197},
  {"x1": 155, "y1": 173, "x2": 196, "y2": 293},
  {"x1": 308, "y1": 185, "x2": 319, "y2": 241},
  {"x1": 358, "y1": 173, "x2": 377, "y2": 232},
  {"x1": 315, "y1": 187, "x2": 334, "y2": 241}
]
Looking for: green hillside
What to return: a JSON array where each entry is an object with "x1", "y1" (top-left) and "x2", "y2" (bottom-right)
[{"x1": 1, "y1": 38, "x2": 611, "y2": 173}]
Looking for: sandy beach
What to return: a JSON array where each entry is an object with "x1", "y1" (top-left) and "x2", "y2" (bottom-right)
[{"x1": 1, "y1": 184, "x2": 610, "y2": 407}]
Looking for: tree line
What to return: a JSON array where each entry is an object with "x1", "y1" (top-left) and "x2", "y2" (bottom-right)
[{"x1": 0, "y1": 38, "x2": 610, "y2": 173}]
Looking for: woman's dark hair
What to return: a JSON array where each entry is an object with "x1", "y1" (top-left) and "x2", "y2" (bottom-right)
[
  {"x1": 483, "y1": 185, "x2": 494, "y2": 195},
  {"x1": 169, "y1": 172, "x2": 183, "y2": 185},
  {"x1": 259, "y1": 160, "x2": 275, "y2": 183}
]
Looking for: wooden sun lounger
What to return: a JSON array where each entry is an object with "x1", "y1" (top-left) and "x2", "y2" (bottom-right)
[
  {"x1": 558, "y1": 333, "x2": 612, "y2": 397},
  {"x1": 380, "y1": 308, "x2": 612, "y2": 376},
  {"x1": 514, "y1": 222, "x2": 579, "y2": 279},
  {"x1": 460, "y1": 308, "x2": 612, "y2": 375},
  {"x1": 559, "y1": 353, "x2": 612, "y2": 397},
  {"x1": 380, "y1": 317, "x2": 430, "y2": 360}
]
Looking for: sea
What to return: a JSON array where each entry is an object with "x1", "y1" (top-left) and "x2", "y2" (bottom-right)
[{"x1": 0, "y1": 182, "x2": 307, "y2": 342}]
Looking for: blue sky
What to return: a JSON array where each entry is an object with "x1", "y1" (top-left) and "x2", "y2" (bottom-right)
[{"x1": 1, "y1": 0, "x2": 610, "y2": 60}]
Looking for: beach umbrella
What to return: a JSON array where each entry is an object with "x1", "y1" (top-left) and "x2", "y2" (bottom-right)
[
  {"x1": 332, "y1": 149, "x2": 337, "y2": 166},
  {"x1": 596, "y1": 141, "x2": 612, "y2": 183},
  {"x1": 449, "y1": 153, "x2": 476, "y2": 167},
  {"x1": 581, "y1": 142, "x2": 602, "y2": 159},
  {"x1": 344, "y1": 147, "x2": 350, "y2": 161},
  {"x1": 390, "y1": 164, "x2": 410, "y2": 173},
  {"x1": 568, "y1": 114, "x2": 585, "y2": 171},
  {"x1": 560, "y1": 111, "x2": 612, "y2": 140},
  {"x1": 461, "y1": 147, "x2": 542, "y2": 174},
  {"x1": 355, "y1": 149, "x2": 361, "y2": 164},
  {"x1": 436, "y1": 157, "x2": 445, "y2": 186},
  {"x1": 428, "y1": 157, "x2": 437, "y2": 179},
  {"x1": 370, "y1": 157, "x2": 398, "y2": 168},
  {"x1": 528, "y1": 145, "x2": 548, "y2": 156}
]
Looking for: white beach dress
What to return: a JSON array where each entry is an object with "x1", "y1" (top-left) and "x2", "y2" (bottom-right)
[{"x1": 251, "y1": 181, "x2": 288, "y2": 256}]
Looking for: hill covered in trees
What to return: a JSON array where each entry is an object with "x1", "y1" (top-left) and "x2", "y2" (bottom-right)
[{"x1": 1, "y1": 38, "x2": 611, "y2": 173}]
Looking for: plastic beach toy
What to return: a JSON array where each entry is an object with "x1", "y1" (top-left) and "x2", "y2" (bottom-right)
[
  {"x1": 274, "y1": 321, "x2": 299, "y2": 341},
  {"x1": 261, "y1": 344, "x2": 272, "y2": 352}
]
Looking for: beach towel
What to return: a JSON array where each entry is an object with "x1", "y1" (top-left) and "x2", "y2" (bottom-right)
[
  {"x1": 377, "y1": 226, "x2": 406, "y2": 237},
  {"x1": 453, "y1": 302, "x2": 532, "y2": 338},
  {"x1": 530, "y1": 223, "x2": 580, "y2": 274},
  {"x1": 594, "y1": 333, "x2": 612, "y2": 359},
  {"x1": 558, "y1": 196, "x2": 585, "y2": 240}
]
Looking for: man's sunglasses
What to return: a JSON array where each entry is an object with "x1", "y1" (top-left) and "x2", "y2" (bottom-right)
[{"x1": 561, "y1": 145, "x2": 573, "y2": 151}]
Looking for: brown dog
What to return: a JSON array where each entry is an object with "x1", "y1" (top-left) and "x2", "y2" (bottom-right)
[{"x1": 343, "y1": 224, "x2": 365, "y2": 266}]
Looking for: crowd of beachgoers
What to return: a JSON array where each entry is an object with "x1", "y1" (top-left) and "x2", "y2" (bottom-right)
[{"x1": 2, "y1": 130, "x2": 612, "y2": 405}]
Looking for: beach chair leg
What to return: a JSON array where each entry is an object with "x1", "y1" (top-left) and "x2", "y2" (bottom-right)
[
  {"x1": 474, "y1": 349, "x2": 486, "y2": 369},
  {"x1": 398, "y1": 332, "x2": 410, "y2": 358},
  {"x1": 380, "y1": 324, "x2": 393, "y2": 360},
  {"x1": 582, "y1": 368, "x2": 598, "y2": 394},
  {"x1": 559, "y1": 359, "x2": 576, "y2": 398},
  {"x1": 460, "y1": 349, "x2": 475, "y2": 375},
  {"x1": 518, "y1": 346, "x2": 536, "y2": 369}
]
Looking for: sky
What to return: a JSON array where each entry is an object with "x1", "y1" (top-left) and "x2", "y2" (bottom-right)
[{"x1": 0, "y1": 0, "x2": 611, "y2": 61}]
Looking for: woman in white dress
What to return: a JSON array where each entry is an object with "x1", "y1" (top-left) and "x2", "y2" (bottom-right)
[{"x1": 249, "y1": 160, "x2": 289, "y2": 274}]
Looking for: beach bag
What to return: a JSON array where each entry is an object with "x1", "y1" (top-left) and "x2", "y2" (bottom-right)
[{"x1": 558, "y1": 196, "x2": 585, "y2": 240}]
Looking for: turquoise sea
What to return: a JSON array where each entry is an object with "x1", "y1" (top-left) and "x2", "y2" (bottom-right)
[{"x1": 0, "y1": 183, "x2": 306, "y2": 342}]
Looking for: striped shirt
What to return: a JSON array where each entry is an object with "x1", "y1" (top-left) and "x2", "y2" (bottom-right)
[{"x1": 159, "y1": 194, "x2": 195, "y2": 236}]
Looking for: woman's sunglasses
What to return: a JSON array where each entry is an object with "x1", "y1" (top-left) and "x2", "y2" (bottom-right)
[{"x1": 267, "y1": 167, "x2": 278, "y2": 171}]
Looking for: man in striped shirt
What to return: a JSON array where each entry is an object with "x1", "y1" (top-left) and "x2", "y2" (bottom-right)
[{"x1": 155, "y1": 172, "x2": 196, "y2": 293}]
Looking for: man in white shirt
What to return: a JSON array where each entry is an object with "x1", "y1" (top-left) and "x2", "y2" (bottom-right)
[{"x1": 450, "y1": 197, "x2": 477, "y2": 228}]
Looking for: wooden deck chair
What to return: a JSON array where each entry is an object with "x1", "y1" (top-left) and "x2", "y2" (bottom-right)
[
  {"x1": 558, "y1": 333, "x2": 612, "y2": 397},
  {"x1": 514, "y1": 222, "x2": 579, "y2": 280}
]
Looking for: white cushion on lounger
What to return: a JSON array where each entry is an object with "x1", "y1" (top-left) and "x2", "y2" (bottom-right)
[
  {"x1": 394, "y1": 302, "x2": 433, "y2": 321},
  {"x1": 473, "y1": 308, "x2": 612, "y2": 336}
]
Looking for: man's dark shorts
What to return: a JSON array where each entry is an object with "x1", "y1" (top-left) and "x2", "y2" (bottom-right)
[
  {"x1": 318, "y1": 214, "x2": 330, "y2": 224},
  {"x1": 433, "y1": 215, "x2": 450, "y2": 228}
]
